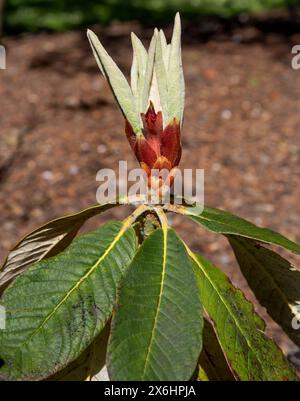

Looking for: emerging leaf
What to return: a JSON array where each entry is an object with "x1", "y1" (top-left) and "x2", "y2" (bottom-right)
[
  {"x1": 88, "y1": 14, "x2": 184, "y2": 190},
  {"x1": 87, "y1": 29, "x2": 141, "y2": 134},
  {"x1": 168, "y1": 12, "x2": 184, "y2": 124}
]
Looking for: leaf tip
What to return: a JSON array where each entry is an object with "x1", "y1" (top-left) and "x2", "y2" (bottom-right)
[
  {"x1": 130, "y1": 31, "x2": 137, "y2": 42},
  {"x1": 87, "y1": 29, "x2": 96, "y2": 41},
  {"x1": 173, "y1": 12, "x2": 181, "y2": 38}
]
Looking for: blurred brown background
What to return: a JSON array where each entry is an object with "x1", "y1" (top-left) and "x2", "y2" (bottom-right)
[{"x1": 0, "y1": 0, "x2": 300, "y2": 364}]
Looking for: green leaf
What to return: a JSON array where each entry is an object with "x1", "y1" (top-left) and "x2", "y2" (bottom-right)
[
  {"x1": 168, "y1": 12, "x2": 184, "y2": 124},
  {"x1": 107, "y1": 228, "x2": 203, "y2": 381},
  {"x1": 198, "y1": 318, "x2": 235, "y2": 381},
  {"x1": 228, "y1": 235, "x2": 300, "y2": 347},
  {"x1": 87, "y1": 29, "x2": 141, "y2": 134},
  {"x1": 190, "y1": 251, "x2": 298, "y2": 381},
  {"x1": 184, "y1": 205, "x2": 300, "y2": 254},
  {"x1": 0, "y1": 221, "x2": 137, "y2": 381},
  {"x1": 0, "y1": 203, "x2": 116, "y2": 292},
  {"x1": 47, "y1": 323, "x2": 110, "y2": 381},
  {"x1": 159, "y1": 30, "x2": 169, "y2": 71}
]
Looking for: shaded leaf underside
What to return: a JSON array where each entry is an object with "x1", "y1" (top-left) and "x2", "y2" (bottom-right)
[
  {"x1": 198, "y1": 318, "x2": 235, "y2": 381},
  {"x1": 0, "y1": 203, "x2": 117, "y2": 292},
  {"x1": 190, "y1": 251, "x2": 298, "y2": 381},
  {"x1": 228, "y1": 235, "x2": 300, "y2": 347}
]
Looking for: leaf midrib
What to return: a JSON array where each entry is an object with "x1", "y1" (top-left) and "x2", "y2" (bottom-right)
[
  {"x1": 142, "y1": 228, "x2": 168, "y2": 379},
  {"x1": 186, "y1": 209, "x2": 299, "y2": 253},
  {"x1": 190, "y1": 213, "x2": 270, "y2": 235}
]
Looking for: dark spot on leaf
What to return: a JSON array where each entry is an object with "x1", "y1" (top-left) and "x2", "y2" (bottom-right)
[{"x1": 0, "y1": 359, "x2": 4, "y2": 368}]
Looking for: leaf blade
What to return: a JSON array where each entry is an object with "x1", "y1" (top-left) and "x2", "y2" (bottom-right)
[
  {"x1": 131, "y1": 33, "x2": 147, "y2": 115},
  {"x1": 0, "y1": 203, "x2": 116, "y2": 292},
  {"x1": 228, "y1": 235, "x2": 300, "y2": 347},
  {"x1": 107, "y1": 228, "x2": 203, "y2": 381},
  {"x1": 142, "y1": 32, "x2": 157, "y2": 113},
  {"x1": 0, "y1": 221, "x2": 137, "y2": 381},
  {"x1": 198, "y1": 318, "x2": 235, "y2": 381},
  {"x1": 168, "y1": 12, "x2": 184, "y2": 124},
  {"x1": 184, "y1": 205, "x2": 300, "y2": 254},
  {"x1": 190, "y1": 251, "x2": 298, "y2": 381},
  {"x1": 155, "y1": 32, "x2": 169, "y2": 125},
  {"x1": 47, "y1": 323, "x2": 110, "y2": 381},
  {"x1": 87, "y1": 29, "x2": 141, "y2": 133}
]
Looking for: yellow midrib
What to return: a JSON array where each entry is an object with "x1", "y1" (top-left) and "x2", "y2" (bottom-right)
[{"x1": 142, "y1": 228, "x2": 168, "y2": 378}]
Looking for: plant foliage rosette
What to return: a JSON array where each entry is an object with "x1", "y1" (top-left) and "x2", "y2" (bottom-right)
[{"x1": 0, "y1": 14, "x2": 300, "y2": 381}]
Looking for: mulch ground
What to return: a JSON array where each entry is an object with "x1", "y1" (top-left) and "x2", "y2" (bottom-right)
[{"x1": 0, "y1": 16, "x2": 300, "y2": 365}]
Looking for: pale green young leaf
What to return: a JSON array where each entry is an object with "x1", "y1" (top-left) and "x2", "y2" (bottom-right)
[
  {"x1": 159, "y1": 30, "x2": 169, "y2": 71},
  {"x1": 155, "y1": 31, "x2": 169, "y2": 125},
  {"x1": 130, "y1": 51, "x2": 138, "y2": 97},
  {"x1": 131, "y1": 33, "x2": 148, "y2": 115},
  {"x1": 142, "y1": 31, "x2": 157, "y2": 113},
  {"x1": 87, "y1": 29, "x2": 141, "y2": 133},
  {"x1": 131, "y1": 33, "x2": 147, "y2": 73},
  {"x1": 168, "y1": 12, "x2": 184, "y2": 124}
]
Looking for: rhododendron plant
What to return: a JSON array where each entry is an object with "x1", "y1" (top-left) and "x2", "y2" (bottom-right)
[{"x1": 0, "y1": 14, "x2": 299, "y2": 382}]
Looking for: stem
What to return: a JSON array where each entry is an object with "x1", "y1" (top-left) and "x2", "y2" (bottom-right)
[
  {"x1": 122, "y1": 204, "x2": 150, "y2": 228},
  {"x1": 163, "y1": 203, "x2": 186, "y2": 216},
  {"x1": 136, "y1": 209, "x2": 162, "y2": 243},
  {"x1": 153, "y1": 206, "x2": 169, "y2": 230}
]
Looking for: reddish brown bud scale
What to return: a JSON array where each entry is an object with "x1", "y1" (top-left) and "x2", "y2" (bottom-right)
[
  {"x1": 125, "y1": 104, "x2": 182, "y2": 190},
  {"x1": 161, "y1": 118, "x2": 181, "y2": 166},
  {"x1": 141, "y1": 104, "x2": 163, "y2": 157}
]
